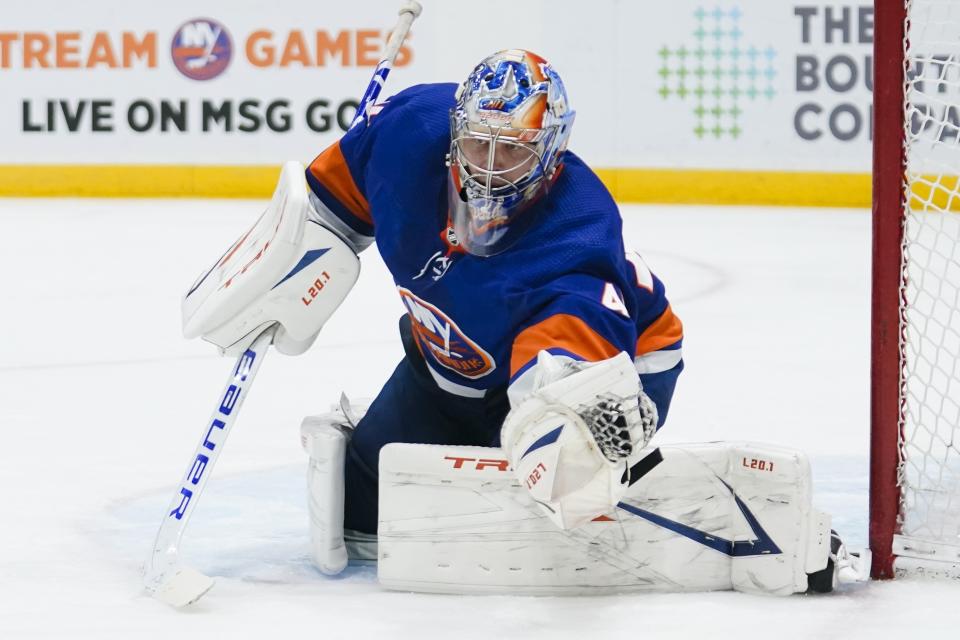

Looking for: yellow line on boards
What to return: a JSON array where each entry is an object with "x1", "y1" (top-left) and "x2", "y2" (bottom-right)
[
  {"x1": 594, "y1": 168, "x2": 872, "y2": 208},
  {"x1": 0, "y1": 165, "x2": 282, "y2": 198},
  {"x1": 0, "y1": 164, "x2": 875, "y2": 207}
]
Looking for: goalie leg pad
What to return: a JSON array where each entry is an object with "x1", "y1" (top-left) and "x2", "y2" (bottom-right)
[
  {"x1": 302, "y1": 396, "x2": 378, "y2": 573},
  {"x1": 301, "y1": 413, "x2": 351, "y2": 575},
  {"x1": 632, "y1": 443, "x2": 831, "y2": 596},
  {"x1": 377, "y1": 441, "x2": 832, "y2": 596}
]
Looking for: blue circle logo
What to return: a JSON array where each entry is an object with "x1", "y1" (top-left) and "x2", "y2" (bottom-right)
[{"x1": 171, "y1": 18, "x2": 232, "y2": 81}]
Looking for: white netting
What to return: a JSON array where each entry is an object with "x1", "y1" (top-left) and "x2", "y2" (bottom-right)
[{"x1": 899, "y1": 0, "x2": 960, "y2": 550}]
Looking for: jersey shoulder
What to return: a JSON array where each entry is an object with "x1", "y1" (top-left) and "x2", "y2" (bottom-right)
[
  {"x1": 508, "y1": 152, "x2": 625, "y2": 282},
  {"x1": 549, "y1": 152, "x2": 622, "y2": 240},
  {"x1": 378, "y1": 82, "x2": 458, "y2": 117},
  {"x1": 366, "y1": 83, "x2": 456, "y2": 151},
  {"x1": 341, "y1": 82, "x2": 456, "y2": 194}
]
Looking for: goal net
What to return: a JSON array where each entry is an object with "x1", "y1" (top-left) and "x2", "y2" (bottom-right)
[{"x1": 871, "y1": 0, "x2": 960, "y2": 579}]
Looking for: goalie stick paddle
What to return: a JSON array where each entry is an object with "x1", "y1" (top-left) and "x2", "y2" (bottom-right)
[{"x1": 142, "y1": 326, "x2": 275, "y2": 608}]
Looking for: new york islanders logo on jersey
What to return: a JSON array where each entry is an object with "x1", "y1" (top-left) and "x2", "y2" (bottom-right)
[{"x1": 398, "y1": 287, "x2": 496, "y2": 379}]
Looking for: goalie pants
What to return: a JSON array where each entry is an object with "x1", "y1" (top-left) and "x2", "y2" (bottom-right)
[{"x1": 343, "y1": 316, "x2": 511, "y2": 534}]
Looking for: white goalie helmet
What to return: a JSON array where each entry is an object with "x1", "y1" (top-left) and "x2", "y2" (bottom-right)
[{"x1": 447, "y1": 49, "x2": 576, "y2": 256}]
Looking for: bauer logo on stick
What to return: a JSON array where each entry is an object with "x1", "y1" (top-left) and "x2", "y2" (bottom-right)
[
  {"x1": 171, "y1": 18, "x2": 232, "y2": 81},
  {"x1": 168, "y1": 347, "x2": 256, "y2": 521}
]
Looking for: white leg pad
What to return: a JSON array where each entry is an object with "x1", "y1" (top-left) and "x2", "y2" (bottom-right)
[
  {"x1": 670, "y1": 443, "x2": 831, "y2": 595},
  {"x1": 377, "y1": 441, "x2": 831, "y2": 595},
  {"x1": 301, "y1": 415, "x2": 349, "y2": 575}
]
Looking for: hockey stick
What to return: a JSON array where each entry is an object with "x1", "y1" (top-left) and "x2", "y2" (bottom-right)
[
  {"x1": 143, "y1": 2, "x2": 422, "y2": 608},
  {"x1": 350, "y1": 0, "x2": 423, "y2": 129},
  {"x1": 143, "y1": 325, "x2": 275, "y2": 607}
]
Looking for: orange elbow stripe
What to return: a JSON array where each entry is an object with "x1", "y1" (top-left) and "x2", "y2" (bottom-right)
[
  {"x1": 636, "y1": 305, "x2": 684, "y2": 355},
  {"x1": 307, "y1": 141, "x2": 372, "y2": 226},
  {"x1": 511, "y1": 314, "x2": 621, "y2": 378}
]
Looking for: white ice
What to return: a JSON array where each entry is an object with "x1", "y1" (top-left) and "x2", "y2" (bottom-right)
[{"x1": 1, "y1": 199, "x2": 958, "y2": 639}]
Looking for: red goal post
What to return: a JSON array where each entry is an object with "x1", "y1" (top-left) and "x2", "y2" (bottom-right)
[{"x1": 871, "y1": 0, "x2": 960, "y2": 580}]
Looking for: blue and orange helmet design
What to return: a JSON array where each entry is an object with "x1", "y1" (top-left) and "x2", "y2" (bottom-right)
[
  {"x1": 448, "y1": 50, "x2": 576, "y2": 257},
  {"x1": 460, "y1": 49, "x2": 571, "y2": 132}
]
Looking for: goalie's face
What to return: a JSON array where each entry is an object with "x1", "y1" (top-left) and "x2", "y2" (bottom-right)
[
  {"x1": 455, "y1": 133, "x2": 541, "y2": 192},
  {"x1": 447, "y1": 124, "x2": 553, "y2": 258}
]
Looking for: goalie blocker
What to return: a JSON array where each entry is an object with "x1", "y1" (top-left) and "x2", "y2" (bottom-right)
[{"x1": 181, "y1": 160, "x2": 360, "y2": 356}]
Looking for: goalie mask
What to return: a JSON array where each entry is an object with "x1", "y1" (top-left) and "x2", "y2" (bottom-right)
[{"x1": 447, "y1": 49, "x2": 576, "y2": 257}]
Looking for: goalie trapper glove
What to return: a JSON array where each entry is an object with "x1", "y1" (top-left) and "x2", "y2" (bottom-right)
[
  {"x1": 501, "y1": 351, "x2": 657, "y2": 529},
  {"x1": 581, "y1": 392, "x2": 657, "y2": 463}
]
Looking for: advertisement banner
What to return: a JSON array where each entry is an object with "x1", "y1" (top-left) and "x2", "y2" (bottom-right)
[{"x1": 0, "y1": 0, "x2": 884, "y2": 202}]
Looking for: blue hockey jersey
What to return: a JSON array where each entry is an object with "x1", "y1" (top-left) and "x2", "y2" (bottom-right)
[{"x1": 306, "y1": 83, "x2": 683, "y2": 426}]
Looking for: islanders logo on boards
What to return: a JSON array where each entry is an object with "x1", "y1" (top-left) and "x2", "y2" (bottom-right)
[
  {"x1": 171, "y1": 18, "x2": 232, "y2": 81},
  {"x1": 398, "y1": 287, "x2": 496, "y2": 379}
]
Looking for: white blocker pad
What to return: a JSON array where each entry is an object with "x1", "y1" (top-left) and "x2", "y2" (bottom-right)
[
  {"x1": 182, "y1": 161, "x2": 360, "y2": 355},
  {"x1": 378, "y1": 441, "x2": 831, "y2": 596}
]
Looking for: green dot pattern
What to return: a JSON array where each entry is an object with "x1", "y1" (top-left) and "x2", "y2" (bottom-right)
[{"x1": 658, "y1": 6, "x2": 777, "y2": 139}]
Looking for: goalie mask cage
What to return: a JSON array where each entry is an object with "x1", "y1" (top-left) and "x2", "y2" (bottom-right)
[{"x1": 871, "y1": 0, "x2": 960, "y2": 579}]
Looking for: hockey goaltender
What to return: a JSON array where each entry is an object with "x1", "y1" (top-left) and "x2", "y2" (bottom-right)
[{"x1": 174, "y1": 49, "x2": 864, "y2": 599}]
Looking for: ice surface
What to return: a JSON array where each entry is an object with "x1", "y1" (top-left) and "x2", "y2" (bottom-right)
[{"x1": 1, "y1": 199, "x2": 958, "y2": 638}]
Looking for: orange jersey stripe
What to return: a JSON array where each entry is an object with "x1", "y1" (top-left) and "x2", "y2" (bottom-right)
[
  {"x1": 635, "y1": 304, "x2": 683, "y2": 356},
  {"x1": 307, "y1": 141, "x2": 372, "y2": 226},
  {"x1": 511, "y1": 313, "x2": 621, "y2": 377}
]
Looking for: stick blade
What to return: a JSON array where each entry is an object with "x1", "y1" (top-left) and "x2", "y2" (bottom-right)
[{"x1": 149, "y1": 567, "x2": 215, "y2": 608}]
